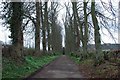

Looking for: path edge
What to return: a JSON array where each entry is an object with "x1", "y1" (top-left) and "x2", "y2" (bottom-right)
[{"x1": 23, "y1": 55, "x2": 61, "y2": 79}]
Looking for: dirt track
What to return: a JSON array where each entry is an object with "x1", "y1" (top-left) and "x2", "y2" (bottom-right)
[{"x1": 26, "y1": 55, "x2": 84, "y2": 78}]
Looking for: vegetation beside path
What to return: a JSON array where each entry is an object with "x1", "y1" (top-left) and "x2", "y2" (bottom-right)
[
  {"x1": 69, "y1": 53, "x2": 119, "y2": 78},
  {"x1": 2, "y1": 54, "x2": 59, "y2": 78}
]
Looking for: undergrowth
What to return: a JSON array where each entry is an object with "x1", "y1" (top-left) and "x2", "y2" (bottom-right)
[
  {"x1": 69, "y1": 52, "x2": 119, "y2": 78},
  {"x1": 2, "y1": 54, "x2": 59, "y2": 78}
]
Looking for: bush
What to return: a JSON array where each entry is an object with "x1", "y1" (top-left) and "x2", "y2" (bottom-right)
[{"x1": 23, "y1": 48, "x2": 35, "y2": 56}]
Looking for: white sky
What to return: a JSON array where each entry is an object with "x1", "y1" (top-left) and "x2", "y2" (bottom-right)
[{"x1": 0, "y1": 21, "x2": 11, "y2": 44}]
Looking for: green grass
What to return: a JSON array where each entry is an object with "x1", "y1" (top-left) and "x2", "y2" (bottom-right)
[
  {"x1": 2, "y1": 55, "x2": 59, "y2": 78},
  {"x1": 69, "y1": 53, "x2": 119, "y2": 78},
  {"x1": 69, "y1": 54, "x2": 81, "y2": 64}
]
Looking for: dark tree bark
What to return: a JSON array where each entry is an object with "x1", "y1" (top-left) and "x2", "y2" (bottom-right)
[
  {"x1": 91, "y1": 0, "x2": 103, "y2": 66},
  {"x1": 46, "y1": 6, "x2": 50, "y2": 51},
  {"x1": 35, "y1": 1, "x2": 40, "y2": 54},
  {"x1": 42, "y1": 2, "x2": 48, "y2": 53},
  {"x1": 82, "y1": 1, "x2": 88, "y2": 58},
  {"x1": 50, "y1": 3, "x2": 62, "y2": 53},
  {"x1": 72, "y1": 2, "x2": 80, "y2": 51},
  {"x1": 65, "y1": 17, "x2": 76, "y2": 53},
  {"x1": 7, "y1": 2, "x2": 24, "y2": 59}
]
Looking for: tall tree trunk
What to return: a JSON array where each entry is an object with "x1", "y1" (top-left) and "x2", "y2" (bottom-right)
[
  {"x1": 91, "y1": 0, "x2": 103, "y2": 66},
  {"x1": 42, "y1": 2, "x2": 48, "y2": 53},
  {"x1": 83, "y1": 0, "x2": 88, "y2": 58},
  {"x1": 10, "y1": 2, "x2": 23, "y2": 59},
  {"x1": 72, "y1": 2, "x2": 80, "y2": 51},
  {"x1": 50, "y1": 2, "x2": 62, "y2": 53},
  {"x1": 76, "y1": 12, "x2": 84, "y2": 60},
  {"x1": 35, "y1": 0, "x2": 40, "y2": 54},
  {"x1": 65, "y1": 5, "x2": 76, "y2": 53},
  {"x1": 74, "y1": 2, "x2": 86, "y2": 60},
  {"x1": 43, "y1": 1, "x2": 50, "y2": 51},
  {"x1": 47, "y1": 25, "x2": 51, "y2": 51},
  {"x1": 46, "y1": 13, "x2": 50, "y2": 51},
  {"x1": 69, "y1": 18, "x2": 76, "y2": 52},
  {"x1": 51, "y1": 2, "x2": 55, "y2": 52}
]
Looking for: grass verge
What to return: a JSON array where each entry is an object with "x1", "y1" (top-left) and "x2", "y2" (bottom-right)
[
  {"x1": 69, "y1": 55, "x2": 80, "y2": 64},
  {"x1": 69, "y1": 54, "x2": 119, "y2": 78},
  {"x1": 2, "y1": 54, "x2": 59, "y2": 78},
  {"x1": 79, "y1": 59, "x2": 119, "y2": 78}
]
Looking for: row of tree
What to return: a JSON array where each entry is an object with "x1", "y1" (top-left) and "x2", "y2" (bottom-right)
[
  {"x1": 2, "y1": 1, "x2": 62, "y2": 59},
  {"x1": 63, "y1": 0, "x2": 102, "y2": 64},
  {"x1": 63, "y1": 0, "x2": 117, "y2": 65},
  {"x1": 1, "y1": 0, "x2": 117, "y2": 65}
]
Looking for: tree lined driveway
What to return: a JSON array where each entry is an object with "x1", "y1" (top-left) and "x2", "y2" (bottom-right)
[{"x1": 27, "y1": 55, "x2": 84, "y2": 78}]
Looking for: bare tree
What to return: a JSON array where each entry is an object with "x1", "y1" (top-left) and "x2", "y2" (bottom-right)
[
  {"x1": 79, "y1": 0, "x2": 89, "y2": 59},
  {"x1": 2, "y1": 1, "x2": 24, "y2": 59},
  {"x1": 91, "y1": 0, "x2": 103, "y2": 66},
  {"x1": 50, "y1": 2, "x2": 62, "y2": 53},
  {"x1": 46, "y1": 3, "x2": 50, "y2": 51},
  {"x1": 42, "y1": 2, "x2": 48, "y2": 53},
  {"x1": 63, "y1": 3, "x2": 76, "y2": 53},
  {"x1": 72, "y1": 2, "x2": 80, "y2": 51},
  {"x1": 35, "y1": 0, "x2": 40, "y2": 53}
]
